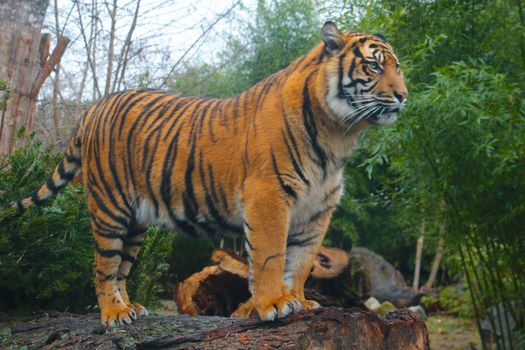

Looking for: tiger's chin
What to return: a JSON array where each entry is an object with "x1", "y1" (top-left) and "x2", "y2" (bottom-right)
[{"x1": 367, "y1": 112, "x2": 398, "y2": 125}]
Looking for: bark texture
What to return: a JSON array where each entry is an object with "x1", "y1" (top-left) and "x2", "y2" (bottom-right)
[{"x1": 1, "y1": 307, "x2": 430, "y2": 349}]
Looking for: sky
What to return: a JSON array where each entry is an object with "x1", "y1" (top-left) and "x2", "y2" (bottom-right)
[{"x1": 41, "y1": 0, "x2": 255, "y2": 101}]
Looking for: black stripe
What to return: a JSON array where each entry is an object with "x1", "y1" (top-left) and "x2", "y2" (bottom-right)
[
  {"x1": 162, "y1": 98, "x2": 197, "y2": 141},
  {"x1": 243, "y1": 219, "x2": 254, "y2": 232},
  {"x1": 182, "y1": 139, "x2": 198, "y2": 221},
  {"x1": 117, "y1": 90, "x2": 161, "y2": 139},
  {"x1": 30, "y1": 190, "x2": 44, "y2": 205},
  {"x1": 287, "y1": 233, "x2": 318, "y2": 247},
  {"x1": 89, "y1": 149, "x2": 132, "y2": 219},
  {"x1": 57, "y1": 160, "x2": 75, "y2": 181},
  {"x1": 282, "y1": 130, "x2": 310, "y2": 187},
  {"x1": 92, "y1": 216, "x2": 126, "y2": 233},
  {"x1": 307, "y1": 205, "x2": 335, "y2": 226},
  {"x1": 95, "y1": 269, "x2": 117, "y2": 282},
  {"x1": 337, "y1": 54, "x2": 346, "y2": 98},
  {"x1": 207, "y1": 99, "x2": 219, "y2": 142},
  {"x1": 302, "y1": 74, "x2": 328, "y2": 179},
  {"x1": 186, "y1": 99, "x2": 208, "y2": 144},
  {"x1": 46, "y1": 178, "x2": 60, "y2": 193},
  {"x1": 283, "y1": 117, "x2": 304, "y2": 167},
  {"x1": 199, "y1": 152, "x2": 243, "y2": 234},
  {"x1": 270, "y1": 151, "x2": 297, "y2": 200},
  {"x1": 353, "y1": 46, "x2": 363, "y2": 58},
  {"x1": 94, "y1": 240, "x2": 122, "y2": 258},
  {"x1": 198, "y1": 100, "x2": 214, "y2": 138},
  {"x1": 121, "y1": 254, "x2": 136, "y2": 263},
  {"x1": 65, "y1": 153, "x2": 81, "y2": 164},
  {"x1": 95, "y1": 230, "x2": 125, "y2": 240},
  {"x1": 262, "y1": 253, "x2": 284, "y2": 269},
  {"x1": 323, "y1": 183, "x2": 342, "y2": 202},
  {"x1": 217, "y1": 184, "x2": 229, "y2": 213},
  {"x1": 144, "y1": 129, "x2": 162, "y2": 217},
  {"x1": 206, "y1": 164, "x2": 220, "y2": 208},
  {"x1": 245, "y1": 236, "x2": 254, "y2": 251},
  {"x1": 88, "y1": 185, "x2": 130, "y2": 228}
]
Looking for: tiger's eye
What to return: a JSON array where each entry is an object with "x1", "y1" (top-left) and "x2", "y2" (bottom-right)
[{"x1": 368, "y1": 62, "x2": 380, "y2": 71}]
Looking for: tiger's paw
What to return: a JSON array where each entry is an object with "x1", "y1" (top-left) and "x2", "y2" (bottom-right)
[
  {"x1": 256, "y1": 294, "x2": 303, "y2": 321},
  {"x1": 131, "y1": 303, "x2": 149, "y2": 317},
  {"x1": 300, "y1": 299, "x2": 321, "y2": 310},
  {"x1": 231, "y1": 299, "x2": 255, "y2": 318},
  {"x1": 101, "y1": 304, "x2": 137, "y2": 327}
]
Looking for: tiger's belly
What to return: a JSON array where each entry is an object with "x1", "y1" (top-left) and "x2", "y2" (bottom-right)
[{"x1": 134, "y1": 170, "x2": 343, "y2": 239}]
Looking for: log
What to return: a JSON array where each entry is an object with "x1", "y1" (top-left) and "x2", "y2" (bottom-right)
[
  {"x1": 175, "y1": 249, "x2": 250, "y2": 316},
  {"x1": 175, "y1": 247, "x2": 365, "y2": 316},
  {"x1": 174, "y1": 246, "x2": 422, "y2": 317},
  {"x1": 1, "y1": 307, "x2": 430, "y2": 349}
]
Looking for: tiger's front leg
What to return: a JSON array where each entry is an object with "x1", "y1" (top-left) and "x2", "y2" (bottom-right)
[
  {"x1": 236, "y1": 178, "x2": 302, "y2": 321},
  {"x1": 285, "y1": 207, "x2": 335, "y2": 310}
]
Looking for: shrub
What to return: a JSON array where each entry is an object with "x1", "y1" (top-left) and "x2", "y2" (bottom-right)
[{"x1": 0, "y1": 135, "x2": 182, "y2": 312}]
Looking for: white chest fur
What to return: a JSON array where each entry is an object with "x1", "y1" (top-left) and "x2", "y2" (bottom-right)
[{"x1": 289, "y1": 169, "x2": 343, "y2": 231}]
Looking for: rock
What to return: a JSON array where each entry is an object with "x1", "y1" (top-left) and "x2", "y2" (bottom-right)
[
  {"x1": 480, "y1": 301, "x2": 519, "y2": 349},
  {"x1": 364, "y1": 297, "x2": 381, "y2": 311},
  {"x1": 408, "y1": 306, "x2": 428, "y2": 320},
  {"x1": 350, "y1": 246, "x2": 424, "y2": 307}
]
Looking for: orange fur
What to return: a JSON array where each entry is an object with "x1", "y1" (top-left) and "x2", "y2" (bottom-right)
[{"x1": 13, "y1": 22, "x2": 407, "y2": 326}]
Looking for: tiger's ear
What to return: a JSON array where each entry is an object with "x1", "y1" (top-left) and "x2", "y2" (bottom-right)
[
  {"x1": 321, "y1": 21, "x2": 344, "y2": 55},
  {"x1": 373, "y1": 33, "x2": 387, "y2": 43}
]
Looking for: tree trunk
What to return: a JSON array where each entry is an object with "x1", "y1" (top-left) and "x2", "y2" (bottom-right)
[
  {"x1": 2, "y1": 308, "x2": 430, "y2": 349},
  {"x1": 412, "y1": 220, "x2": 425, "y2": 291},
  {"x1": 0, "y1": 0, "x2": 69, "y2": 156},
  {"x1": 423, "y1": 221, "x2": 445, "y2": 290},
  {"x1": 0, "y1": 0, "x2": 49, "y2": 155}
]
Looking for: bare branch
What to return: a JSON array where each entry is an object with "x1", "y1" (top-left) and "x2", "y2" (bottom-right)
[
  {"x1": 159, "y1": 0, "x2": 241, "y2": 88},
  {"x1": 104, "y1": 0, "x2": 117, "y2": 96},
  {"x1": 30, "y1": 35, "x2": 70, "y2": 99},
  {"x1": 53, "y1": 0, "x2": 62, "y2": 139},
  {"x1": 112, "y1": 0, "x2": 141, "y2": 92},
  {"x1": 75, "y1": 0, "x2": 101, "y2": 99}
]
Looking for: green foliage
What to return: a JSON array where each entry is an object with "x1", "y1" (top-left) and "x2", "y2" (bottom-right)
[
  {"x1": 0, "y1": 135, "x2": 94, "y2": 312},
  {"x1": 0, "y1": 80, "x2": 12, "y2": 111},
  {"x1": 0, "y1": 135, "x2": 186, "y2": 312},
  {"x1": 127, "y1": 227, "x2": 177, "y2": 309},
  {"x1": 235, "y1": 0, "x2": 321, "y2": 87},
  {"x1": 170, "y1": 64, "x2": 243, "y2": 98},
  {"x1": 169, "y1": 0, "x2": 321, "y2": 96},
  {"x1": 421, "y1": 284, "x2": 475, "y2": 319}
]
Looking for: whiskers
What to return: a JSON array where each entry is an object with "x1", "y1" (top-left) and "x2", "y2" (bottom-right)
[{"x1": 339, "y1": 95, "x2": 384, "y2": 134}]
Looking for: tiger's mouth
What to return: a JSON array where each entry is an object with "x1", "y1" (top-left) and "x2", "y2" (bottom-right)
[{"x1": 343, "y1": 96, "x2": 402, "y2": 126}]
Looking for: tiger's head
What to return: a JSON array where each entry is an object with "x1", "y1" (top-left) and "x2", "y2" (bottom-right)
[{"x1": 317, "y1": 21, "x2": 408, "y2": 126}]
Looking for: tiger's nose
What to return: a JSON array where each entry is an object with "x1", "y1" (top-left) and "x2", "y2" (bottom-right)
[{"x1": 394, "y1": 90, "x2": 408, "y2": 103}]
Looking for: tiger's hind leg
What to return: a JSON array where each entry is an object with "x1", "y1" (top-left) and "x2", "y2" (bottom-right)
[
  {"x1": 91, "y1": 217, "x2": 137, "y2": 327},
  {"x1": 117, "y1": 224, "x2": 149, "y2": 318}
]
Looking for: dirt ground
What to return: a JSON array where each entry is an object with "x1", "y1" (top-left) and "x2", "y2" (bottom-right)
[{"x1": 426, "y1": 314, "x2": 481, "y2": 350}]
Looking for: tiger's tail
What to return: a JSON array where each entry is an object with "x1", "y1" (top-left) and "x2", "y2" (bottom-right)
[{"x1": 11, "y1": 125, "x2": 83, "y2": 212}]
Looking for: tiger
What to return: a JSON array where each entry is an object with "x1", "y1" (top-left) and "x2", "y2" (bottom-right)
[{"x1": 10, "y1": 21, "x2": 407, "y2": 326}]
